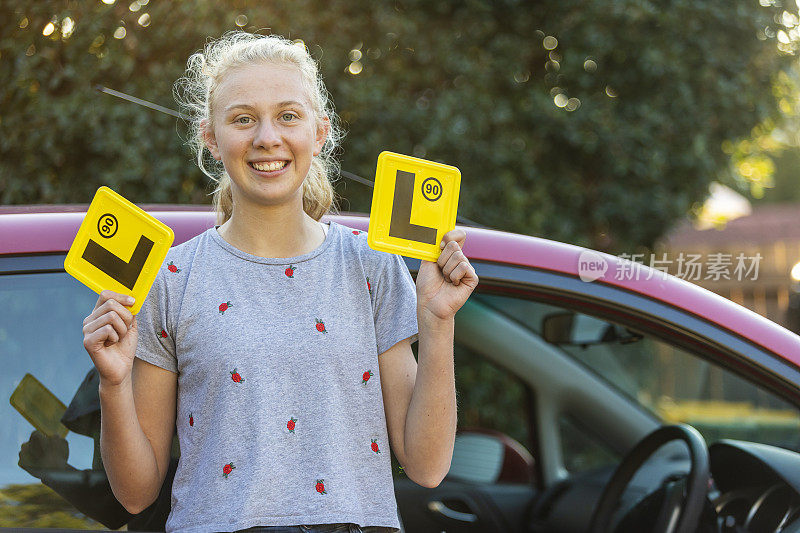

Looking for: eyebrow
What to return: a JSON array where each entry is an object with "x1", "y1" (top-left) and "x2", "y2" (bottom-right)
[{"x1": 224, "y1": 101, "x2": 306, "y2": 112}]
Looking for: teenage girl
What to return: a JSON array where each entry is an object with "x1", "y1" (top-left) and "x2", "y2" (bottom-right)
[{"x1": 81, "y1": 32, "x2": 478, "y2": 533}]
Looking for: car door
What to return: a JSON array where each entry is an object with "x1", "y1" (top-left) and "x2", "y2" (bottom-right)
[
  {"x1": 391, "y1": 340, "x2": 539, "y2": 533},
  {"x1": 391, "y1": 258, "x2": 540, "y2": 533},
  {"x1": 392, "y1": 255, "x2": 800, "y2": 533}
]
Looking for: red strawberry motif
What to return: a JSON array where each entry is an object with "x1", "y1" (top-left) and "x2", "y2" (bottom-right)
[
  {"x1": 362, "y1": 370, "x2": 373, "y2": 385},
  {"x1": 219, "y1": 301, "x2": 232, "y2": 315},
  {"x1": 285, "y1": 265, "x2": 295, "y2": 278},
  {"x1": 189, "y1": 412, "x2": 194, "y2": 426},
  {"x1": 159, "y1": 329, "x2": 168, "y2": 338},
  {"x1": 230, "y1": 368, "x2": 245, "y2": 383},
  {"x1": 352, "y1": 230, "x2": 361, "y2": 235},
  {"x1": 287, "y1": 417, "x2": 297, "y2": 433},
  {"x1": 371, "y1": 439, "x2": 380, "y2": 454},
  {"x1": 315, "y1": 479, "x2": 326, "y2": 494},
  {"x1": 315, "y1": 318, "x2": 327, "y2": 334},
  {"x1": 366, "y1": 277, "x2": 371, "y2": 293},
  {"x1": 167, "y1": 261, "x2": 181, "y2": 273},
  {"x1": 222, "y1": 462, "x2": 235, "y2": 479}
]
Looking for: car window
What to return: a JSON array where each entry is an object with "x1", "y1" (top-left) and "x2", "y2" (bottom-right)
[
  {"x1": 392, "y1": 341, "x2": 534, "y2": 482},
  {"x1": 559, "y1": 415, "x2": 619, "y2": 475},
  {"x1": 475, "y1": 292, "x2": 800, "y2": 453},
  {"x1": 0, "y1": 269, "x2": 128, "y2": 529},
  {"x1": 453, "y1": 342, "x2": 533, "y2": 451}
]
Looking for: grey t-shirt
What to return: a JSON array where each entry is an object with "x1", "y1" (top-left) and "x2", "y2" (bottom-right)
[{"x1": 134, "y1": 221, "x2": 418, "y2": 532}]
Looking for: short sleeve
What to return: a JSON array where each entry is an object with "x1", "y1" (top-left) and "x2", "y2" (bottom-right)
[
  {"x1": 134, "y1": 266, "x2": 178, "y2": 373},
  {"x1": 373, "y1": 252, "x2": 418, "y2": 354}
]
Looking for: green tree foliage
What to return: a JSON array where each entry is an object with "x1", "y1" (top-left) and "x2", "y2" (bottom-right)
[
  {"x1": 723, "y1": 63, "x2": 800, "y2": 204},
  {"x1": 1, "y1": 0, "x2": 797, "y2": 251}
]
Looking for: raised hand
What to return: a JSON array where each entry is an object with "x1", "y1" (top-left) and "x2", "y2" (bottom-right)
[
  {"x1": 82, "y1": 290, "x2": 138, "y2": 387},
  {"x1": 415, "y1": 228, "x2": 479, "y2": 321}
]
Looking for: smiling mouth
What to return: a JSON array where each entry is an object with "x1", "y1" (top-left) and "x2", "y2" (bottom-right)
[{"x1": 250, "y1": 160, "x2": 288, "y2": 172}]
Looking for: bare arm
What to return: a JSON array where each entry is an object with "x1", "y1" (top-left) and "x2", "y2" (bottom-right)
[
  {"x1": 380, "y1": 320, "x2": 457, "y2": 488},
  {"x1": 381, "y1": 229, "x2": 478, "y2": 487},
  {"x1": 83, "y1": 290, "x2": 177, "y2": 514},
  {"x1": 99, "y1": 359, "x2": 176, "y2": 514}
]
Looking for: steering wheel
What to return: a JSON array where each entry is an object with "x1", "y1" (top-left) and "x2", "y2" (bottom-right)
[{"x1": 588, "y1": 424, "x2": 710, "y2": 533}]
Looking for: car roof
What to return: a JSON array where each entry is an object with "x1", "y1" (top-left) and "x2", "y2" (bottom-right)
[{"x1": 3, "y1": 205, "x2": 799, "y2": 363}]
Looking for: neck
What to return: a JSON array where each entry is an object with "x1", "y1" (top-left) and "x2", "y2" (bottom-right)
[{"x1": 217, "y1": 200, "x2": 325, "y2": 258}]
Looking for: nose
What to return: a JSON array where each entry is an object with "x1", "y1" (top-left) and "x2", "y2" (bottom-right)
[{"x1": 252, "y1": 120, "x2": 281, "y2": 149}]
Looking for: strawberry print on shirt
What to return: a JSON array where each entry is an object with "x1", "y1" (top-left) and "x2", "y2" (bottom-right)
[
  {"x1": 218, "y1": 301, "x2": 233, "y2": 315},
  {"x1": 230, "y1": 368, "x2": 245, "y2": 383},
  {"x1": 362, "y1": 370, "x2": 373, "y2": 385},
  {"x1": 315, "y1": 479, "x2": 326, "y2": 494},
  {"x1": 222, "y1": 462, "x2": 235, "y2": 479},
  {"x1": 285, "y1": 265, "x2": 295, "y2": 278},
  {"x1": 167, "y1": 261, "x2": 181, "y2": 273},
  {"x1": 287, "y1": 417, "x2": 297, "y2": 433},
  {"x1": 315, "y1": 318, "x2": 327, "y2": 334},
  {"x1": 158, "y1": 329, "x2": 168, "y2": 339},
  {"x1": 371, "y1": 439, "x2": 381, "y2": 454}
]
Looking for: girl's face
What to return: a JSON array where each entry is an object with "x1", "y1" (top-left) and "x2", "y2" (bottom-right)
[{"x1": 203, "y1": 61, "x2": 328, "y2": 214}]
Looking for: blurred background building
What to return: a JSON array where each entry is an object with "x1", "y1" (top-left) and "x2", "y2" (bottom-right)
[{"x1": 660, "y1": 184, "x2": 800, "y2": 330}]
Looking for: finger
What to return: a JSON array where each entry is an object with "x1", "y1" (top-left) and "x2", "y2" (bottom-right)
[
  {"x1": 85, "y1": 298, "x2": 134, "y2": 328},
  {"x1": 449, "y1": 261, "x2": 477, "y2": 286},
  {"x1": 437, "y1": 241, "x2": 461, "y2": 269},
  {"x1": 439, "y1": 228, "x2": 467, "y2": 249},
  {"x1": 86, "y1": 324, "x2": 121, "y2": 346},
  {"x1": 29, "y1": 433, "x2": 44, "y2": 455},
  {"x1": 104, "y1": 298, "x2": 134, "y2": 328},
  {"x1": 83, "y1": 311, "x2": 128, "y2": 342},
  {"x1": 99, "y1": 324, "x2": 121, "y2": 345},
  {"x1": 84, "y1": 326, "x2": 118, "y2": 354},
  {"x1": 83, "y1": 309, "x2": 125, "y2": 336},
  {"x1": 442, "y1": 249, "x2": 468, "y2": 279},
  {"x1": 93, "y1": 290, "x2": 135, "y2": 312},
  {"x1": 85, "y1": 293, "x2": 133, "y2": 325}
]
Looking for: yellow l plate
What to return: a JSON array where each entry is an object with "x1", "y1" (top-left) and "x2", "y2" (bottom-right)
[
  {"x1": 64, "y1": 186, "x2": 174, "y2": 314},
  {"x1": 368, "y1": 151, "x2": 461, "y2": 262}
]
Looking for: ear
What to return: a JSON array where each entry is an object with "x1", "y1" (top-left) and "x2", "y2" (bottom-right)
[
  {"x1": 201, "y1": 119, "x2": 221, "y2": 161},
  {"x1": 313, "y1": 117, "x2": 330, "y2": 157}
]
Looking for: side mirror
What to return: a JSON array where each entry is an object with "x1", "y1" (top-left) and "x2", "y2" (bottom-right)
[
  {"x1": 447, "y1": 429, "x2": 535, "y2": 485},
  {"x1": 541, "y1": 312, "x2": 575, "y2": 344},
  {"x1": 542, "y1": 312, "x2": 642, "y2": 346}
]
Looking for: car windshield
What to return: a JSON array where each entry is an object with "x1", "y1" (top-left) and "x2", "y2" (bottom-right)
[{"x1": 475, "y1": 292, "x2": 800, "y2": 452}]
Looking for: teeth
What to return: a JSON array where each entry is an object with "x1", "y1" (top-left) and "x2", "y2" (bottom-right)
[{"x1": 252, "y1": 160, "x2": 287, "y2": 172}]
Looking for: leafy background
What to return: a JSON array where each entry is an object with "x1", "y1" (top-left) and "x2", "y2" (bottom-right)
[{"x1": 3, "y1": 0, "x2": 800, "y2": 253}]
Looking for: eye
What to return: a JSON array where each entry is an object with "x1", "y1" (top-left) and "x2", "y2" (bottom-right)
[
  {"x1": 281, "y1": 112, "x2": 298, "y2": 122},
  {"x1": 234, "y1": 116, "x2": 253, "y2": 125}
]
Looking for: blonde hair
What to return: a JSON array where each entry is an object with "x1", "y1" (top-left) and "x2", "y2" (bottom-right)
[{"x1": 174, "y1": 32, "x2": 342, "y2": 224}]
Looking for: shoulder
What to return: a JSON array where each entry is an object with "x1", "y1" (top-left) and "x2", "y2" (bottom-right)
[
  {"x1": 332, "y1": 221, "x2": 402, "y2": 267},
  {"x1": 151, "y1": 227, "x2": 215, "y2": 297},
  {"x1": 329, "y1": 221, "x2": 411, "y2": 278},
  {"x1": 160, "y1": 227, "x2": 214, "y2": 275},
  {"x1": 142, "y1": 228, "x2": 214, "y2": 320}
]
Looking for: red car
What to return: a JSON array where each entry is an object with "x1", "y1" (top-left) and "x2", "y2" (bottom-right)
[{"x1": 3, "y1": 205, "x2": 800, "y2": 532}]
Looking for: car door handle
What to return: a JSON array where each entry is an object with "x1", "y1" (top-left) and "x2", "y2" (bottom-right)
[{"x1": 427, "y1": 499, "x2": 478, "y2": 523}]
